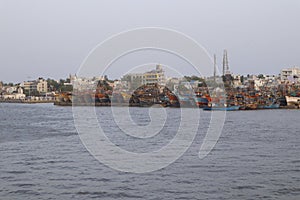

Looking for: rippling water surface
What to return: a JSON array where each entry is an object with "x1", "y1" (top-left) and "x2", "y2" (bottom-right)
[{"x1": 0, "y1": 103, "x2": 299, "y2": 200}]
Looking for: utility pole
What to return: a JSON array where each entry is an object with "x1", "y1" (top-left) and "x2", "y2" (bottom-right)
[
  {"x1": 222, "y1": 50, "x2": 225, "y2": 76},
  {"x1": 214, "y1": 54, "x2": 217, "y2": 82}
]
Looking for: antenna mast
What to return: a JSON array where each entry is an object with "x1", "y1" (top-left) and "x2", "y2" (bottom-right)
[
  {"x1": 214, "y1": 54, "x2": 217, "y2": 82},
  {"x1": 223, "y1": 49, "x2": 229, "y2": 75}
]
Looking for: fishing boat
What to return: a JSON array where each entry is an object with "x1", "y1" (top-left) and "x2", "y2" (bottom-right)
[
  {"x1": 194, "y1": 96, "x2": 209, "y2": 108},
  {"x1": 177, "y1": 95, "x2": 194, "y2": 107},
  {"x1": 167, "y1": 93, "x2": 180, "y2": 107},
  {"x1": 276, "y1": 97, "x2": 287, "y2": 106},
  {"x1": 285, "y1": 96, "x2": 300, "y2": 106},
  {"x1": 203, "y1": 103, "x2": 240, "y2": 111},
  {"x1": 56, "y1": 92, "x2": 72, "y2": 103},
  {"x1": 262, "y1": 103, "x2": 280, "y2": 109},
  {"x1": 257, "y1": 102, "x2": 280, "y2": 109},
  {"x1": 111, "y1": 93, "x2": 124, "y2": 103},
  {"x1": 94, "y1": 93, "x2": 110, "y2": 103},
  {"x1": 203, "y1": 105, "x2": 240, "y2": 111}
]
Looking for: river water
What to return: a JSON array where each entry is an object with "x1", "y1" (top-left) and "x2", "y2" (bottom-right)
[{"x1": 0, "y1": 103, "x2": 299, "y2": 200}]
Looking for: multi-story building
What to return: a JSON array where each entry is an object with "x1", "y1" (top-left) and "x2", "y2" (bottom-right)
[
  {"x1": 21, "y1": 78, "x2": 48, "y2": 94},
  {"x1": 281, "y1": 67, "x2": 300, "y2": 82},
  {"x1": 36, "y1": 78, "x2": 48, "y2": 93},
  {"x1": 121, "y1": 64, "x2": 166, "y2": 90},
  {"x1": 142, "y1": 64, "x2": 166, "y2": 85},
  {"x1": 22, "y1": 81, "x2": 37, "y2": 92},
  {"x1": 233, "y1": 75, "x2": 243, "y2": 87}
]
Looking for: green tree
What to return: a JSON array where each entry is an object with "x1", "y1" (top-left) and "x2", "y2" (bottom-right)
[
  {"x1": 47, "y1": 78, "x2": 60, "y2": 91},
  {"x1": 240, "y1": 75, "x2": 244, "y2": 84},
  {"x1": 60, "y1": 85, "x2": 73, "y2": 92},
  {"x1": 258, "y1": 74, "x2": 264, "y2": 79}
]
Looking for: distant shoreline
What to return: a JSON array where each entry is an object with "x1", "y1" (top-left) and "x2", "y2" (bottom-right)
[{"x1": 0, "y1": 99, "x2": 55, "y2": 104}]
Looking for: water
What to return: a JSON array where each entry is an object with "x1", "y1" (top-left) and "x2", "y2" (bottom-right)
[{"x1": 0, "y1": 103, "x2": 299, "y2": 200}]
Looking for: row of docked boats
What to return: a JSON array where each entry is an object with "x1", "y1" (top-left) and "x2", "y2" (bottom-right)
[
  {"x1": 54, "y1": 92, "x2": 294, "y2": 110},
  {"x1": 201, "y1": 96, "x2": 300, "y2": 111},
  {"x1": 199, "y1": 98, "x2": 281, "y2": 111},
  {"x1": 54, "y1": 83, "x2": 300, "y2": 110},
  {"x1": 202, "y1": 103, "x2": 280, "y2": 111}
]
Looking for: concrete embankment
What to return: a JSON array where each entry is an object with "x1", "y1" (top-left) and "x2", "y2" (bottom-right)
[
  {"x1": 0, "y1": 99, "x2": 55, "y2": 104},
  {"x1": 54, "y1": 101, "x2": 152, "y2": 107}
]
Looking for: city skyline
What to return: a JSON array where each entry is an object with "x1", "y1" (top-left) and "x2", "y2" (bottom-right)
[{"x1": 0, "y1": 63, "x2": 299, "y2": 84}]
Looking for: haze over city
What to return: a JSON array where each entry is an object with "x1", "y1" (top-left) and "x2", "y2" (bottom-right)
[{"x1": 0, "y1": 0, "x2": 299, "y2": 83}]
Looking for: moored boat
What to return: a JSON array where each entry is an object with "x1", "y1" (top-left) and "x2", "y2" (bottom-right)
[
  {"x1": 285, "y1": 96, "x2": 300, "y2": 106},
  {"x1": 177, "y1": 95, "x2": 195, "y2": 107},
  {"x1": 203, "y1": 105, "x2": 240, "y2": 111},
  {"x1": 194, "y1": 96, "x2": 209, "y2": 108},
  {"x1": 258, "y1": 103, "x2": 280, "y2": 109},
  {"x1": 245, "y1": 103, "x2": 258, "y2": 110}
]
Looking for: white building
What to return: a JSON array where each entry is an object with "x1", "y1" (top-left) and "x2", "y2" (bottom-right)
[
  {"x1": 1, "y1": 86, "x2": 25, "y2": 100},
  {"x1": 21, "y1": 81, "x2": 37, "y2": 91},
  {"x1": 6, "y1": 86, "x2": 18, "y2": 94},
  {"x1": 36, "y1": 79, "x2": 48, "y2": 93},
  {"x1": 21, "y1": 78, "x2": 48, "y2": 93},
  {"x1": 281, "y1": 67, "x2": 300, "y2": 82},
  {"x1": 2, "y1": 93, "x2": 26, "y2": 100},
  {"x1": 233, "y1": 75, "x2": 242, "y2": 87},
  {"x1": 142, "y1": 64, "x2": 166, "y2": 85},
  {"x1": 123, "y1": 65, "x2": 166, "y2": 85},
  {"x1": 121, "y1": 64, "x2": 166, "y2": 89}
]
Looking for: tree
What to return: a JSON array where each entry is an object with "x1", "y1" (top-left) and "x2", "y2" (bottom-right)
[
  {"x1": 4, "y1": 82, "x2": 14, "y2": 86},
  {"x1": 24, "y1": 89, "x2": 40, "y2": 97},
  {"x1": 258, "y1": 74, "x2": 264, "y2": 79},
  {"x1": 59, "y1": 79, "x2": 65, "y2": 85},
  {"x1": 240, "y1": 75, "x2": 244, "y2": 84},
  {"x1": 183, "y1": 75, "x2": 204, "y2": 82},
  {"x1": 60, "y1": 85, "x2": 73, "y2": 92},
  {"x1": 47, "y1": 78, "x2": 60, "y2": 91}
]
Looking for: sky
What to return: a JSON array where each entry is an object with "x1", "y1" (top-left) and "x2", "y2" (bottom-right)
[{"x1": 0, "y1": 0, "x2": 299, "y2": 83}]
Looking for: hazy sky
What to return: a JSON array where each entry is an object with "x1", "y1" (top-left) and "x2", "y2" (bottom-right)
[{"x1": 0, "y1": 0, "x2": 299, "y2": 83}]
